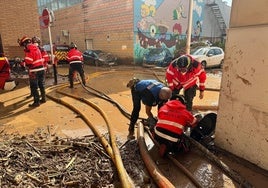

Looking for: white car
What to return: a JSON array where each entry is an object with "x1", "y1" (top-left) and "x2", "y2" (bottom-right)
[{"x1": 191, "y1": 46, "x2": 224, "y2": 68}]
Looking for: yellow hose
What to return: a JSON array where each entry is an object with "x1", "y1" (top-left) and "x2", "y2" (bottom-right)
[
  {"x1": 46, "y1": 84, "x2": 134, "y2": 187},
  {"x1": 137, "y1": 122, "x2": 175, "y2": 188},
  {"x1": 56, "y1": 89, "x2": 134, "y2": 187}
]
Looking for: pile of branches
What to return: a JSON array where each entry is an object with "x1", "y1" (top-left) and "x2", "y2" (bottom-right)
[{"x1": 0, "y1": 127, "x2": 151, "y2": 187}]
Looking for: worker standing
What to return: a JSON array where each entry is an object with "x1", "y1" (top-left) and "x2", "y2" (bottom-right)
[
  {"x1": 18, "y1": 36, "x2": 46, "y2": 107},
  {"x1": 32, "y1": 36, "x2": 50, "y2": 76},
  {"x1": 66, "y1": 42, "x2": 86, "y2": 88}
]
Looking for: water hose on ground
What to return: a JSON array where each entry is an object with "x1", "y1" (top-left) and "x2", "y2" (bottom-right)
[
  {"x1": 83, "y1": 84, "x2": 131, "y2": 119},
  {"x1": 143, "y1": 125, "x2": 203, "y2": 188},
  {"x1": 193, "y1": 105, "x2": 218, "y2": 111},
  {"x1": 137, "y1": 122, "x2": 175, "y2": 188},
  {"x1": 47, "y1": 86, "x2": 134, "y2": 188}
]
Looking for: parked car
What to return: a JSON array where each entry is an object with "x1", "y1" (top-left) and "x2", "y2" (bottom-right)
[
  {"x1": 83, "y1": 50, "x2": 118, "y2": 66},
  {"x1": 143, "y1": 48, "x2": 173, "y2": 68},
  {"x1": 191, "y1": 46, "x2": 224, "y2": 68}
]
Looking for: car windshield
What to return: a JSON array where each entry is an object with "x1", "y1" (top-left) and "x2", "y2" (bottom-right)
[{"x1": 192, "y1": 47, "x2": 209, "y2": 55}]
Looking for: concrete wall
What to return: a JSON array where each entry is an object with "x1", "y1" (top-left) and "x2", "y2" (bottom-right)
[
  {"x1": 0, "y1": 0, "x2": 41, "y2": 59},
  {"x1": 216, "y1": 0, "x2": 268, "y2": 170}
]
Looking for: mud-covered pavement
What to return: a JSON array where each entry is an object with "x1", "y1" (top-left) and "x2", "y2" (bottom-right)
[{"x1": 0, "y1": 64, "x2": 267, "y2": 187}]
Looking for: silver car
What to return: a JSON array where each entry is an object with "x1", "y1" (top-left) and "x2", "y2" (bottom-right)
[{"x1": 191, "y1": 46, "x2": 224, "y2": 68}]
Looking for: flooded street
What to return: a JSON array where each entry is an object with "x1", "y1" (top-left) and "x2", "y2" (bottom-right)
[{"x1": 0, "y1": 64, "x2": 267, "y2": 187}]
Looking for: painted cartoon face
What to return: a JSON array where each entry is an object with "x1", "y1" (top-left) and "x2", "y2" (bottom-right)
[{"x1": 149, "y1": 24, "x2": 158, "y2": 38}]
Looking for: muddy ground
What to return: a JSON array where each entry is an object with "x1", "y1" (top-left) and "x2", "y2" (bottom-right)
[{"x1": 0, "y1": 64, "x2": 267, "y2": 187}]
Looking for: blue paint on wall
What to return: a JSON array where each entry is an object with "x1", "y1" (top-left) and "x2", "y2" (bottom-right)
[{"x1": 133, "y1": 0, "x2": 205, "y2": 65}]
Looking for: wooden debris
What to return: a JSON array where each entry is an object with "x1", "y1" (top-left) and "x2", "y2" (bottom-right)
[{"x1": 0, "y1": 127, "x2": 150, "y2": 187}]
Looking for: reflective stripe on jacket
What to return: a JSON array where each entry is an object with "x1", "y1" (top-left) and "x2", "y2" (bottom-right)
[
  {"x1": 166, "y1": 55, "x2": 206, "y2": 91},
  {"x1": 24, "y1": 44, "x2": 44, "y2": 71},
  {"x1": 67, "y1": 48, "x2": 83, "y2": 64},
  {"x1": 155, "y1": 100, "x2": 196, "y2": 142}
]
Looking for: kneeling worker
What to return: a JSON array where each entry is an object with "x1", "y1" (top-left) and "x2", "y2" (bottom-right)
[{"x1": 154, "y1": 95, "x2": 198, "y2": 157}]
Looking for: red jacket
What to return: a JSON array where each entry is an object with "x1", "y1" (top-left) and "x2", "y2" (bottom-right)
[
  {"x1": 67, "y1": 48, "x2": 83, "y2": 64},
  {"x1": 40, "y1": 48, "x2": 50, "y2": 69},
  {"x1": 166, "y1": 55, "x2": 206, "y2": 91},
  {"x1": 154, "y1": 100, "x2": 197, "y2": 142},
  {"x1": 24, "y1": 44, "x2": 45, "y2": 72},
  {"x1": 0, "y1": 57, "x2": 11, "y2": 89}
]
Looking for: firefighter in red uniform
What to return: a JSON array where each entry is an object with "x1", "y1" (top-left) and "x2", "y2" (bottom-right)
[
  {"x1": 18, "y1": 36, "x2": 46, "y2": 107},
  {"x1": 32, "y1": 36, "x2": 50, "y2": 75},
  {"x1": 67, "y1": 42, "x2": 86, "y2": 88},
  {"x1": 154, "y1": 95, "x2": 198, "y2": 157},
  {"x1": 0, "y1": 53, "x2": 16, "y2": 90},
  {"x1": 166, "y1": 55, "x2": 206, "y2": 112}
]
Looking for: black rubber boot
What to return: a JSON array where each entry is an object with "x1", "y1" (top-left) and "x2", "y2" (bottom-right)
[
  {"x1": 28, "y1": 103, "x2": 40, "y2": 107},
  {"x1": 40, "y1": 92, "x2": 46, "y2": 103}
]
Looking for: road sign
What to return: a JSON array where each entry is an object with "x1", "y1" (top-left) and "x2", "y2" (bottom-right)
[{"x1": 42, "y1": 8, "x2": 50, "y2": 27}]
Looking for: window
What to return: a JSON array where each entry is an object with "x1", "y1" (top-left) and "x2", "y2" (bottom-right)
[
  {"x1": 37, "y1": 0, "x2": 82, "y2": 13},
  {"x1": 207, "y1": 49, "x2": 215, "y2": 56},
  {"x1": 214, "y1": 49, "x2": 222, "y2": 55}
]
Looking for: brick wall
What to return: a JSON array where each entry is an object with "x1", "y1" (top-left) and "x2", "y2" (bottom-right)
[
  {"x1": 40, "y1": 0, "x2": 134, "y2": 63},
  {"x1": 0, "y1": 0, "x2": 41, "y2": 59}
]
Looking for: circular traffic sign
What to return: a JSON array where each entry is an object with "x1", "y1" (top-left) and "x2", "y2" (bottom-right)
[{"x1": 42, "y1": 8, "x2": 50, "y2": 27}]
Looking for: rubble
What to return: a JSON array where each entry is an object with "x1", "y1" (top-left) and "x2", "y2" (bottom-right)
[{"x1": 0, "y1": 126, "x2": 151, "y2": 187}]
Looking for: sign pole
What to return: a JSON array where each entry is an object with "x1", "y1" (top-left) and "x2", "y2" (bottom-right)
[
  {"x1": 48, "y1": 25, "x2": 57, "y2": 85},
  {"x1": 42, "y1": 8, "x2": 57, "y2": 84}
]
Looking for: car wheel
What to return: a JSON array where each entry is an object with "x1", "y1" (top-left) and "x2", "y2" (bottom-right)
[
  {"x1": 201, "y1": 61, "x2": 207, "y2": 69},
  {"x1": 219, "y1": 60, "x2": 224, "y2": 69}
]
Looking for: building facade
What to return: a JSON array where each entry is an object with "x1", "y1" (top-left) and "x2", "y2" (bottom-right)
[
  {"x1": 38, "y1": 0, "x2": 231, "y2": 64},
  {"x1": 0, "y1": 0, "x2": 230, "y2": 63},
  {"x1": 0, "y1": 0, "x2": 41, "y2": 59}
]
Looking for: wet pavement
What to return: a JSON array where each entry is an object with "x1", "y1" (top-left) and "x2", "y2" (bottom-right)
[{"x1": 0, "y1": 64, "x2": 267, "y2": 187}]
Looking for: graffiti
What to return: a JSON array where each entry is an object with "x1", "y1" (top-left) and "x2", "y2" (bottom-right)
[
  {"x1": 134, "y1": 0, "x2": 205, "y2": 64},
  {"x1": 173, "y1": 2, "x2": 187, "y2": 20}
]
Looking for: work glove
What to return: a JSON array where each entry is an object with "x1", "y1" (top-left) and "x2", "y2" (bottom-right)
[{"x1": 147, "y1": 117, "x2": 157, "y2": 130}]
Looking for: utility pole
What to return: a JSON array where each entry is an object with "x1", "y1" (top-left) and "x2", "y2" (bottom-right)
[{"x1": 186, "y1": 0, "x2": 194, "y2": 54}]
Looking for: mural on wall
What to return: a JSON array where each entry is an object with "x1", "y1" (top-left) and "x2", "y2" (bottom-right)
[{"x1": 134, "y1": 0, "x2": 205, "y2": 65}]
